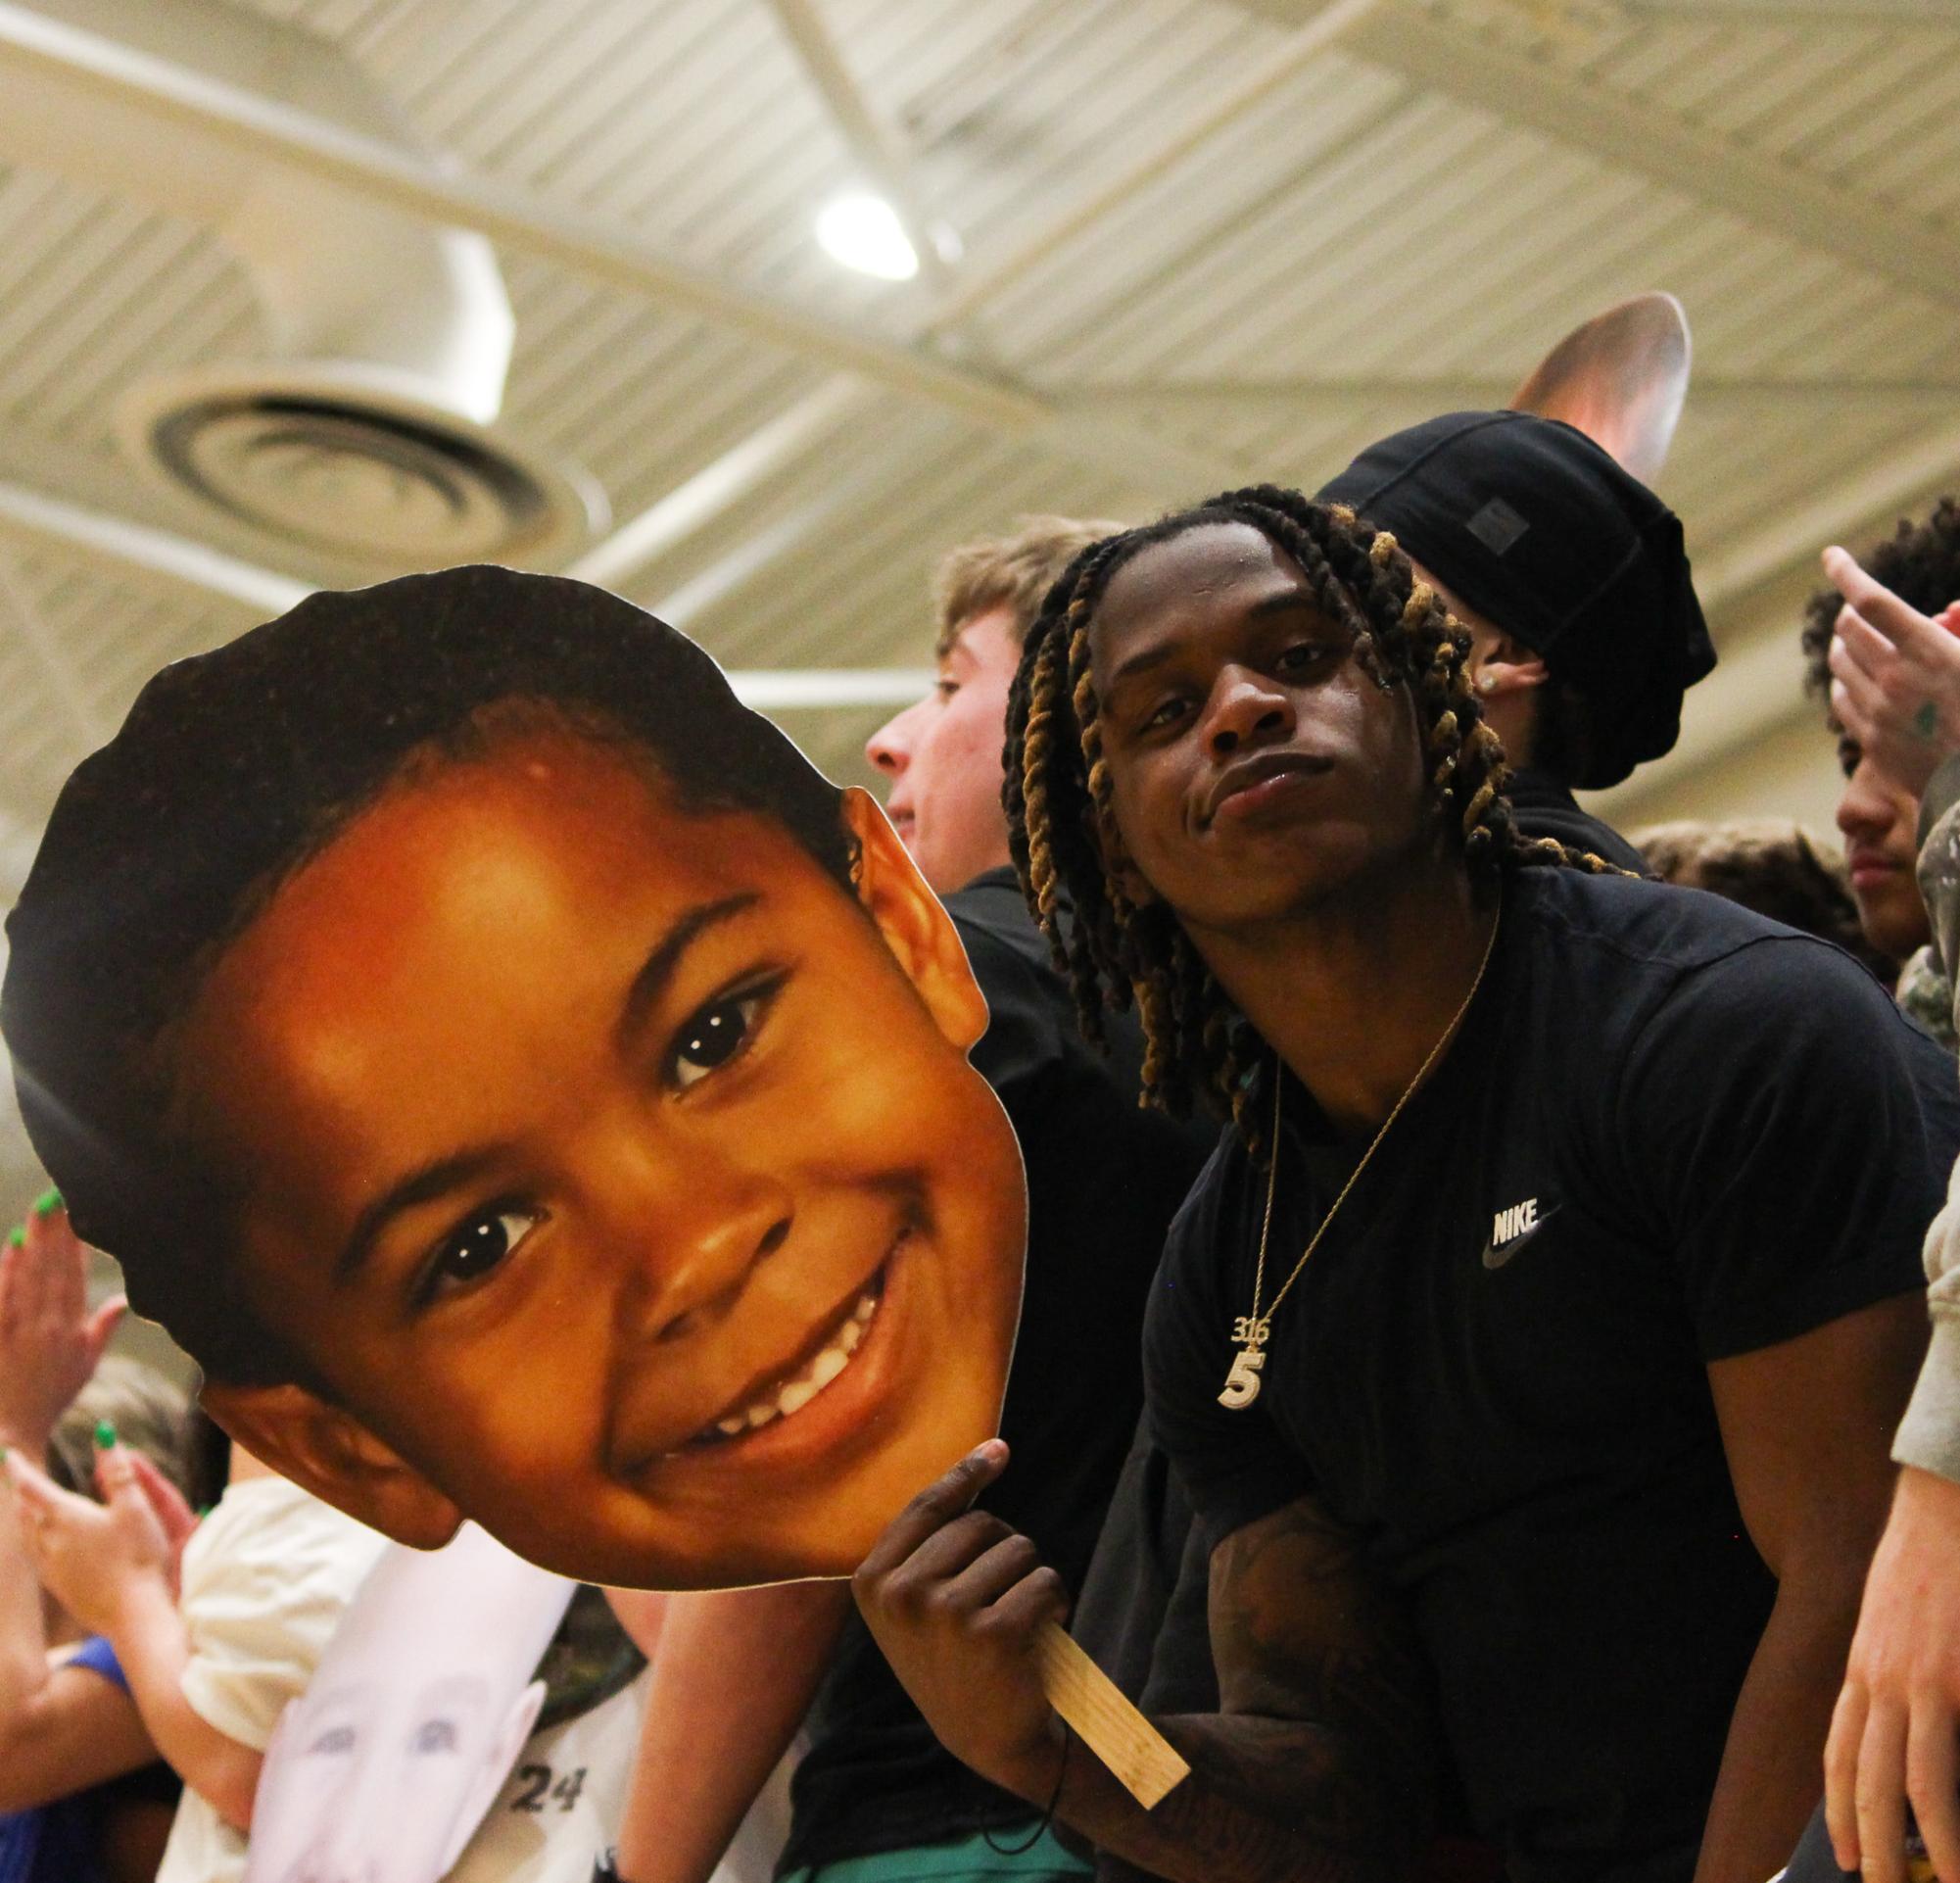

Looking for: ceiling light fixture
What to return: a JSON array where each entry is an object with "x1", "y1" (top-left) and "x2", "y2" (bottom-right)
[{"x1": 815, "y1": 192, "x2": 920, "y2": 281}]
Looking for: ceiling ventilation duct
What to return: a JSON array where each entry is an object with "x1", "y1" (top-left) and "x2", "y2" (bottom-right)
[{"x1": 1, "y1": 0, "x2": 601, "y2": 564}]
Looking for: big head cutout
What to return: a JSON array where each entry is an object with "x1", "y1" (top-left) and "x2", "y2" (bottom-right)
[
  {"x1": 246, "y1": 1524, "x2": 571, "y2": 1883},
  {"x1": 2, "y1": 568, "x2": 1028, "y2": 1589}
]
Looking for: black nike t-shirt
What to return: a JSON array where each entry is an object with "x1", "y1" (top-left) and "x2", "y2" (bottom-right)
[
  {"x1": 1145, "y1": 866, "x2": 1960, "y2": 1883},
  {"x1": 779, "y1": 869, "x2": 1216, "y2": 1874}
]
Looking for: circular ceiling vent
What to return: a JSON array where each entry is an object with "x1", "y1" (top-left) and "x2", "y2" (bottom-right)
[{"x1": 119, "y1": 366, "x2": 604, "y2": 566}]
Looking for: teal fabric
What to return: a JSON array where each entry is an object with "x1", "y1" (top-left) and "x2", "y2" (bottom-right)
[{"x1": 777, "y1": 1825, "x2": 1090, "y2": 1883}]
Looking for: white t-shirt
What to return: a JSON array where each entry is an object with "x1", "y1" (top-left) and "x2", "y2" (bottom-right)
[
  {"x1": 449, "y1": 1667, "x2": 792, "y2": 1883},
  {"x1": 157, "y1": 1476, "x2": 391, "y2": 1883},
  {"x1": 446, "y1": 1667, "x2": 645, "y2": 1882}
]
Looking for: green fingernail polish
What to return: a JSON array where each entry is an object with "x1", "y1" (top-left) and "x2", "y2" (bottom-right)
[
  {"x1": 93, "y1": 1420, "x2": 117, "y2": 1450},
  {"x1": 6, "y1": 1228, "x2": 22, "y2": 1249},
  {"x1": 194, "y1": 1504, "x2": 213, "y2": 1519},
  {"x1": 32, "y1": 1188, "x2": 61, "y2": 1218}
]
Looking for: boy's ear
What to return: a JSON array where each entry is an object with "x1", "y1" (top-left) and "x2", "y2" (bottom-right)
[
  {"x1": 199, "y1": 1381, "x2": 464, "y2": 1551},
  {"x1": 1468, "y1": 626, "x2": 1549, "y2": 699},
  {"x1": 841, "y1": 788, "x2": 989, "y2": 1052}
]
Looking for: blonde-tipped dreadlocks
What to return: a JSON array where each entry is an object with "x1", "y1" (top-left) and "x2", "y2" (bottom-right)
[{"x1": 1002, "y1": 484, "x2": 1624, "y2": 1152}]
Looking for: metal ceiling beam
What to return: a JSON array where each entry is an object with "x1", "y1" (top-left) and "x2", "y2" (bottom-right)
[
  {"x1": 926, "y1": 0, "x2": 1389, "y2": 331},
  {"x1": 0, "y1": 0, "x2": 1046, "y2": 432},
  {"x1": 0, "y1": 477, "x2": 312, "y2": 614},
  {"x1": 0, "y1": 548, "x2": 107, "y2": 745},
  {"x1": 1614, "y1": 0, "x2": 1958, "y2": 21},
  {"x1": 763, "y1": 0, "x2": 955, "y2": 298},
  {"x1": 571, "y1": 2, "x2": 1382, "y2": 591},
  {"x1": 568, "y1": 376, "x2": 872, "y2": 588},
  {"x1": 1229, "y1": 0, "x2": 1957, "y2": 19},
  {"x1": 1695, "y1": 417, "x2": 1960, "y2": 611},
  {"x1": 0, "y1": 473, "x2": 955, "y2": 712},
  {"x1": 0, "y1": 0, "x2": 1260, "y2": 595},
  {"x1": 0, "y1": 0, "x2": 1243, "y2": 605},
  {"x1": 725, "y1": 667, "x2": 934, "y2": 711},
  {"x1": 573, "y1": 368, "x2": 1240, "y2": 595},
  {"x1": 1063, "y1": 378, "x2": 1960, "y2": 421},
  {"x1": 1359, "y1": 6, "x2": 1960, "y2": 310}
]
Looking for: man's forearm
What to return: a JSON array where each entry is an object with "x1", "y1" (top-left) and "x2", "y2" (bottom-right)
[
  {"x1": 107, "y1": 1575, "x2": 263, "y2": 1829},
  {"x1": 1695, "y1": 1574, "x2": 1866, "y2": 1883},
  {"x1": 1003, "y1": 1710, "x2": 1424, "y2": 1883}
]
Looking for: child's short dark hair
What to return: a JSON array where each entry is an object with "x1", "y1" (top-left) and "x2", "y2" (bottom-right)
[{"x1": 2, "y1": 565, "x2": 852, "y2": 1388}]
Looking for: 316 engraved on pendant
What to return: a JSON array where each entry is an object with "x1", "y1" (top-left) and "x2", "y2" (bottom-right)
[{"x1": 1219, "y1": 1315, "x2": 1270, "y2": 1410}]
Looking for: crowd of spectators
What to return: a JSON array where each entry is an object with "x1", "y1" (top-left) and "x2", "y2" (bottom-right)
[{"x1": 5, "y1": 417, "x2": 1960, "y2": 1883}]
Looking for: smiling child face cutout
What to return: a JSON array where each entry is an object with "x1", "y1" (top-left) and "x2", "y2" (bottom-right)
[{"x1": 181, "y1": 729, "x2": 1028, "y2": 1589}]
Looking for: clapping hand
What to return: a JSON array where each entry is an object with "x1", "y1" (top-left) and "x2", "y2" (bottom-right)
[
  {"x1": 1824, "y1": 546, "x2": 1960, "y2": 802},
  {"x1": 0, "y1": 1196, "x2": 124, "y2": 1457},
  {"x1": 2, "y1": 1441, "x2": 175, "y2": 1636}
]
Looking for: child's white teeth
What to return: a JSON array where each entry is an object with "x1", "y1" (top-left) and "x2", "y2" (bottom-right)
[
  {"x1": 778, "y1": 1378, "x2": 820, "y2": 1417},
  {"x1": 710, "y1": 1292, "x2": 879, "y2": 1440}
]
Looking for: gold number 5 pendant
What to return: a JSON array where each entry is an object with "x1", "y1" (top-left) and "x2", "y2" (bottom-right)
[{"x1": 1219, "y1": 1346, "x2": 1266, "y2": 1410}]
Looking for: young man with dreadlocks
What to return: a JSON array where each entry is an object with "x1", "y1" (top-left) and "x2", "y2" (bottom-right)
[
  {"x1": 1064, "y1": 413, "x2": 1726, "y2": 1823},
  {"x1": 851, "y1": 485, "x2": 1960, "y2": 1883}
]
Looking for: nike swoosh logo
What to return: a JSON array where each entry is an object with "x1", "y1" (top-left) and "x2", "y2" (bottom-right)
[{"x1": 1481, "y1": 1207, "x2": 1559, "y2": 1270}]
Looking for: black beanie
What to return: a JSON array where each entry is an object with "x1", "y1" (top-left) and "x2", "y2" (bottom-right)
[{"x1": 1316, "y1": 410, "x2": 1714, "y2": 789}]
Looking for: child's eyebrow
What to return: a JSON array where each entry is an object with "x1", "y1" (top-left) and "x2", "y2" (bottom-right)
[
  {"x1": 614, "y1": 891, "x2": 763, "y2": 1050},
  {"x1": 334, "y1": 892, "x2": 764, "y2": 1286},
  {"x1": 336, "y1": 1145, "x2": 514, "y2": 1284}
]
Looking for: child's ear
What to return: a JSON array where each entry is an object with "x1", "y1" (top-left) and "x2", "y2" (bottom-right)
[
  {"x1": 199, "y1": 1381, "x2": 463, "y2": 1551},
  {"x1": 841, "y1": 789, "x2": 989, "y2": 1052}
]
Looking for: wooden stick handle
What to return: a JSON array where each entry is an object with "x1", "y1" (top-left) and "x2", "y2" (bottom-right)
[{"x1": 1035, "y1": 1621, "x2": 1191, "y2": 1811}]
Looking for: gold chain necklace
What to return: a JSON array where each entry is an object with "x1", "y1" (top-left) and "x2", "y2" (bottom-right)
[{"x1": 1219, "y1": 901, "x2": 1501, "y2": 1411}]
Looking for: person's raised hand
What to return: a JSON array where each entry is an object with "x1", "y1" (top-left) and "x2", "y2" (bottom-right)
[
  {"x1": 851, "y1": 1440, "x2": 1070, "y2": 1802},
  {"x1": 116, "y1": 1447, "x2": 199, "y2": 1601},
  {"x1": 1825, "y1": 1466, "x2": 1960, "y2": 1883},
  {"x1": 1824, "y1": 545, "x2": 1960, "y2": 802},
  {"x1": 0, "y1": 1194, "x2": 124, "y2": 1456},
  {"x1": 2, "y1": 1441, "x2": 170, "y2": 1635}
]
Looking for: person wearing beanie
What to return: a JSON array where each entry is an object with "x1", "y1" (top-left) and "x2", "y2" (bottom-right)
[{"x1": 1317, "y1": 409, "x2": 1716, "y2": 872}]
